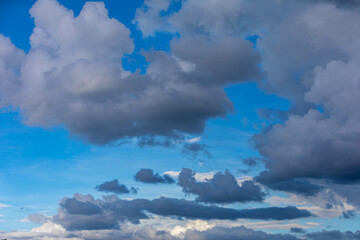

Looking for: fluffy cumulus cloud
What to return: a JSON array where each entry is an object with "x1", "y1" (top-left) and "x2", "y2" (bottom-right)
[
  {"x1": 135, "y1": 168, "x2": 175, "y2": 184},
  {"x1": 178, "y1": 168, "x2": 265, "y2": 204},
  {"x1": 132, "y1": 0, "x2": 360, "y2": 217},
  {"x1": 135, "y1": 0, "x2": 359, "y2": 200},
  {"x1": 95, "y1": 179, "x2": 137, "y2": 194},
  {"x1": 0, "y1": 0, "x2": 260, "y2": 145},
  {"x1": 252, "y1": 1, "x2": 360, "y2": 196}
]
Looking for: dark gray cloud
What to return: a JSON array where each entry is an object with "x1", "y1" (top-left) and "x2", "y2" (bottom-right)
[
  {"x1": 318, "y1": 0, "x2": 360, "y2": 8},
  {"x1": 342, "y1": 210, "x2": 356, "y2": 219},
  {"x1": 178, "y1": 168, "x2": 265, "y2": 204},
  {"x1": 306, "y1": 230, "x2": 360, "y2": 240},
  {"x1": 242, "y1": 157, "x2": 264, "y2": 167},
  {"x1": 244, "y1": 0, "x2": 360, "y2": 201},
  {"x1": 290, "y1": 227, "x2": 306, "y2": 234},
  {"x1": 134, "y1": 168, "x2": 174, "y2": 184},
  {"x1": 133, "y1": 0, "x2": 360, "y2": 205},
  {"x1": 181, "y1": 143, "x2": 211, "y2": 160},
  {"x1": 61, "y1": 197, "x2": 103, "y2": 215},
  {"x1": 184, "y1": 226, "x2": 300, "y2": 240},
  {"x1": 55, "y1": 193, "x2": 311, "y2": 230},
  {"x1": 143, "y1": 197, "x2": 311, "y2": 221},
  {"x1": 96, "y1": 179, "x2": 137, "y2": 194},
  {"x1": 255, "y1": 174, "x2": 324, "y2": 196},
  {"x1": 329, "y1": 184, "x2": 360, "y2": 207},
  {"x1": 5, "y1": 224, "x2": 360, "y2": 240},
  {"x1": 170, "y1": 35, "x2": 261, "y2": 86}
]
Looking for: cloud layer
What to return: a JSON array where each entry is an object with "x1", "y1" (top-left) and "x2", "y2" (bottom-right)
[{"x1": 55, "y1": 193, "x2": 311, "y2": 230}]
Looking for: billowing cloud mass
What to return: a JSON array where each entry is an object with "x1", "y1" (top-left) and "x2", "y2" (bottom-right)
[
  {"x1": 55, "y1": 193, "x2": 311, "y2": 230},
  {"x1": 0, "y1": 0, "x2": 260, "y2": 145},
  {"x1": 96, "y1": 179, "x2": 137, "y2": 194},
  {"x1": 135, "y1": 168, "x2": 175, "y2": 184},
  {"x1": 178, "y1": 168, "x2": 265, "y2": 204},
  {"x1": 252, "y1": 1, "x2": 360, "y2": 195},
  {"x1": 131, "y1": 0, "x2": 360, "y2": 199}
]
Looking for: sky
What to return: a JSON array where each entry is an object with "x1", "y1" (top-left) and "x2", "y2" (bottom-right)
[{"x1": 0, "y1": 0, "x2": 360, "y2": 239}]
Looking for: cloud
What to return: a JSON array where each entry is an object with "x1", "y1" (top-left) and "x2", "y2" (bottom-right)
[
  {"x1": 25, "y1": 213, "x2": 51, "y2": 223},
  {"x1": 0, "y1": 0, "x2": 260, "y2": 145},
  {"x1": 0, "y1": 223, "x2": 308, "y2": 240},
  {"x1": 318, "y1": 0, "x2": 360, "y2": 8},
  {"x1": 54, "y1": 193, "x2": 311, "y2": 230},
  {"x1": 5, "y1": 223, "x2": 360, "y2": 240},
  {"x1": 0, "y1": 35, "x2": 25, "y2": 108},
  {"x1": 244, "y1": 1, "x2": 360, "y2": 199},
  {"x1": 242, "y1": 157, "x2": 263, "y2": 167},
  {"x1": 181, "y1": 143, "x2": 211, "y2": 160},
  {"x1": 256, "y1": 176, "x2": 324, "y2": 197},
  {"x1": 96, "y1": 179, "x2": 137, "y2": 194},
  {"x1": 134, "y1": 168, "x2": 175, "y2": 184},
  {"x1": 290, "y1": 227, "x2": 306, "y2": 234},
  {"x1": 306, "y1": 230, "x2": 360, "y2": 240},
  {"x1": 342, "y1": 210, "x2": 356, "y2": 219},
  {"x1": 184, "y1": 226, "x2": 300, "y2": 240},
  {"x1": 178, "y1": 168, "x2": 265, "y2": 204}
]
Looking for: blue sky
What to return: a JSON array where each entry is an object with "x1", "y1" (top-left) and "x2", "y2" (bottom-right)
[{"x1": 0, "y1": 0, "x2": 360, "y2": 239}]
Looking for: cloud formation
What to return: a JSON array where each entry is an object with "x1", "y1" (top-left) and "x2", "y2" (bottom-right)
[
  {"x1": 178, "y1": 168, "x2": 265, "y2": 204},
  {"x1": 96, "y1": 179, "x2": 137, "y2": 194},
  {"x1": 181, "y1": 142, "x2": 211, "y2": 160},
  {"x1": 306, "y1": 230, "x2": 360, "y2": 240},
  {"x1": 183, "y1": 226, "x2": 300, "y2": 240},
  {"x1": 134, "y1": 168, "x2": 175, "y2": 184},
  {"x1": 0, "y1": 0, "x2": 260, "y2": 145},
  {"x1": 55, "y1": 193, "x2": 311, "y2": 230}
]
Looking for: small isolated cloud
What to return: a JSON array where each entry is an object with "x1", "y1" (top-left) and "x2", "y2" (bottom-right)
[
  {"x1": 186, "y1": 136, "x2": 201, "y2": 143},
  {"x1": 24, "y1": 214, "x2": 51, "y2": 224},
  {"x1": 178, "y1": 168, "x2": 266, "y2": 204},
  {"x1": 95, "y1": 179, "x2": 137, "y2": 194},
  {"x1": 0, "y1": 203, "x2": 11, "y2": 208},
  {"x1": 291, "y1": 227, "x2": 306, "y2": 234},
  {"x1": 342, "y1": 210, "x2": 356, "y2": 219},
  {"x1": 182, "y1": 143, "x2": 211, "y2": 160},
  {"x1": 135, "y1": 168, "x2": 175, "y2": 184}
]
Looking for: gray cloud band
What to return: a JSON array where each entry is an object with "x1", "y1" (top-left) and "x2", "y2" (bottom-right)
[{"x1": 55, "y1": 193, "x2": 312, "y2": 230}]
